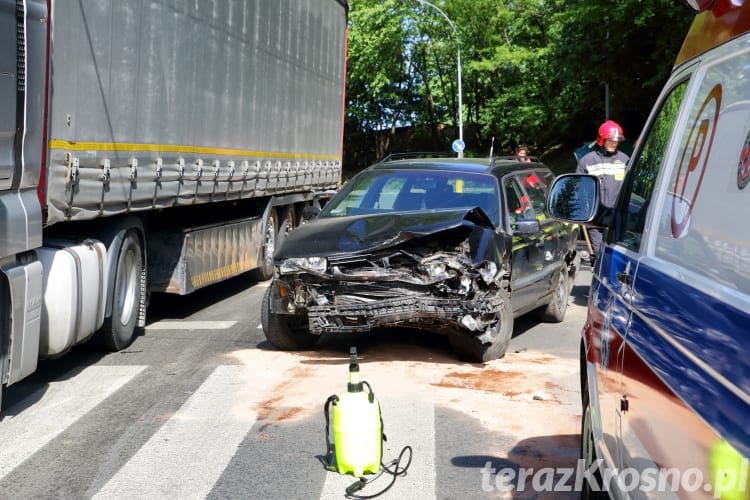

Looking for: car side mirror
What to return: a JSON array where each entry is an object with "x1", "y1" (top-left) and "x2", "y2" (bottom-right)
[
  {"x1": 545, "y1": 174, "x2": 600, "y2": 223},
  {"x1": 302, "y1": 206, "x2": 321, "y2": 221}
]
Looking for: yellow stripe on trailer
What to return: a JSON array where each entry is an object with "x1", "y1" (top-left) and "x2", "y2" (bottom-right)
[{"x1": 48, "y1": 139, "x2": 339, "y2": 161}]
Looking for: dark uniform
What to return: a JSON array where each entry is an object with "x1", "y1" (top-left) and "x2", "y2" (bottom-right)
[{"x1": 576, "y1": 148, "x2": 629, "y2": 260}]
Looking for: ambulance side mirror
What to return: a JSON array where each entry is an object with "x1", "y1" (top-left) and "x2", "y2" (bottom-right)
[{"x1": 545, "y1": 174, "x2": 600, "y2": 223}]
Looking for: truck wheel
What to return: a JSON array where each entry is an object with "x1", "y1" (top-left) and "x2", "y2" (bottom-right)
[
  {"x1": 277, "y1": 205, "x2": 296, "y2": 248},
  {"x1": 261, "y1": 286, "x2": 317, "y2": 350},
  {"x1": 539, "y1": 266, "x2": 569, "y2": 323},
  {"x1": 450, "y1": 289, "x2": 513, "y2": 362},
  {"x1": 98, "y1": 230, "x2": 143, "y2": 351},
  {"x1": 251, "y1": 209, "x2": 278, "y2": 281}
]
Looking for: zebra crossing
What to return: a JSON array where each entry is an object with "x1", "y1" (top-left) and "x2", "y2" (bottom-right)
[
  {"x1": 0, "y1": 351, "x2": 581, "y2": 499},
  {"x1": 0, "y1": 365, "x2": 146, "y2": 479},
  {"x1": 93, "y1": 365, "x2": 264, "y2": 499}
]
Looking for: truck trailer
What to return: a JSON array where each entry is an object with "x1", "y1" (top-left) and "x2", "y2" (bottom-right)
[{"x1": 0, "y1": 0, "x2": 347, "y2": 409}]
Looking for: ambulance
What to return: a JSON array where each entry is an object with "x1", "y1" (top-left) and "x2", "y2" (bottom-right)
[{"x1": 546, "y1": 0, "x2": 750, "y2": 498}]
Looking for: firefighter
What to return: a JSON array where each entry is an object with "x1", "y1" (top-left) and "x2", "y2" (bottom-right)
[{"x1": 576, "y1": 120, "x2": 630, "y2": 265}]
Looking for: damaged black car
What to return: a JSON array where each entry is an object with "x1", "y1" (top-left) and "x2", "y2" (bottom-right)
[{"x1": 261, "y1": 156, "x2": 578, "y2": 362}]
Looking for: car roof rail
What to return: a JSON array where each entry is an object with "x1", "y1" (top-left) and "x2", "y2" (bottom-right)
[{"x1": 379, "y1": 151, "x2": 455, "y2": 163}]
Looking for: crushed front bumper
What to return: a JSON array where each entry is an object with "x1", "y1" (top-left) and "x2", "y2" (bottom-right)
[
  {"x1": 268, "y1": 281, "x2": 504, "y2": 335},
  {"x1": 308, "y1": 294, "x2": 503, "y2": 334}
]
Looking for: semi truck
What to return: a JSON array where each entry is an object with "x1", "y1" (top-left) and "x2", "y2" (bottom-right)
[{"x1": 0, "y1": 0, "x2": 347, "y2": 410}]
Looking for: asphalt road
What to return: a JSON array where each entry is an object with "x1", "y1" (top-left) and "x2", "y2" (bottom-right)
[{"x1": 0, "y1": 265, "x2": 593, "y2": 499}]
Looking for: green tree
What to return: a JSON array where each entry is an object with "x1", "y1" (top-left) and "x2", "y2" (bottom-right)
[
  {"x1": 344, "y1": 0, "x2": 414, "y2": 172},
  {"x1": 343, "y1": 0, "x2": 694, "y2": 173},
  {"x1": 545, "y1": 0, "x2": 694, "y2": 146}
]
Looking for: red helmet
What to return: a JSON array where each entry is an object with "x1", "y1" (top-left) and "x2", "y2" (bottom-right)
[{"x1": 596, "y1": 120, "x2": 625, "y2": 146}]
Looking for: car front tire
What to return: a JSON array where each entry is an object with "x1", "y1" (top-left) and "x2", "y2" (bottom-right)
[
  {"x1": 261, "y1": 285, "x2": 318, "y2": 350},
  {"x1": 449, "y1": 288, "x2": 513, "y2": 362}
]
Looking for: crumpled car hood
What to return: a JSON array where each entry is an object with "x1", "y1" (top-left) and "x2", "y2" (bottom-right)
[{"x1": 277, "y1": 208, "x2": 496, "y2": 259}]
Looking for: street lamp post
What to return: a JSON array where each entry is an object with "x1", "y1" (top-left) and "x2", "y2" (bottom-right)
[{"x1": 409, "y1": 0, "x2": 463, "y2": 157}]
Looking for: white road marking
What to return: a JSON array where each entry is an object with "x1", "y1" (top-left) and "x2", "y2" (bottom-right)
[
  {"x1": 145, "y1": 320, "x2": 237, "y2": 330},
  {"x1": 94, "y1": 365, "x2": 265, "y2": 500},
  {"x1": 0, "y1": 365, "x2": 146, "y2": 479}
]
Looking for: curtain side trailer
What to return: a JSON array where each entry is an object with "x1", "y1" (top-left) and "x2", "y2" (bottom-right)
[{"x1": 0, "y1": 0, "x2": 347, "y2": 407}]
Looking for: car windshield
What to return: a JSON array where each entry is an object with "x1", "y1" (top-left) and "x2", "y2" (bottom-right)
[{"x1": 320, "y1": 169, "x2": 501, "y2": 226}]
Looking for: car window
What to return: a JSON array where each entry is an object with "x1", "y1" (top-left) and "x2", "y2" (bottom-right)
[
  {"x1": 504, "y1": 176, "x2": 533, "y2": 224},
  {"x1": 616, "y1": 80, "x2": 688, "y2": 251},
  {"x1": 321, "y1": 169, "x2": 501, "y2": 225},
  {"x1": 518, "y1": 172, "x2": 547, "y2": 215},
  {"x1": 537, "y1": 169, "x2": 554, "y2": 187},
  {"x1": 503, "y1": 171, "x2": 550, "y2": 226},
  {"x1": 323, "y1": 173, "x2": 382, "y2": 216},
  {"x1": 653, "y1": 55, "x2": 750, "y2": 294}
]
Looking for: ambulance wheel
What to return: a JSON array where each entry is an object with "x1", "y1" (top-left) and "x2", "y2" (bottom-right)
[
  {"x1": 540, "y1": 266, "x2": 569, "y2": 323},
  {"x1": 580, "y1": 384, "x2": 608, "y2": 498},
  {"x1": 98, "y1": 230, "x2": 143, "y2": 351},
  {"x1": 449, "y1": 289, "x2": 513, "y2": 362},
  {"x1": 261, "y1": 286, "x2": 317, "y2": 350},
  {"x1": 251, "y1": 209, "x2": 278, "y2": 281}
]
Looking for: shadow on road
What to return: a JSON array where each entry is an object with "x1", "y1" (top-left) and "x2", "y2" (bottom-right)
[{"x1": 450, "y1": 433, "x2": 582, "y2": 497}]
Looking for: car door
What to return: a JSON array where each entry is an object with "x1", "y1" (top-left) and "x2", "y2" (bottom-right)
[
  {"x1": 520, "y1": 169, "x2": 569, "y2": 283},
  {"x1": 507, "y1": 170, "x2": 571, "y2": 313},
  {"x1": 503, "y1": 174, "x2": 542, "y2": 312},
  {"x1": 503, "y1": 170, "x2": 564, "y2": 313}
]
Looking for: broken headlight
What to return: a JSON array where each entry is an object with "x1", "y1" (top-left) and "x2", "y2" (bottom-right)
[
  {"x1": 279, "y1": 256, "x2": 328, "y2": 274},
  {"x1": 477, "y1": 261, "x2": 498, "y2": 284}
]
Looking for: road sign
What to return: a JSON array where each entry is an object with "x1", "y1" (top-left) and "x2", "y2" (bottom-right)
[{"x1": 451, "y1": 139, "x2": 465, "y2": 153}]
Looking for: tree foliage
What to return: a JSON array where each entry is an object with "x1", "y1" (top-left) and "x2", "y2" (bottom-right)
[{"x1": 343, "y1": 0, "x2": 694, "y2": 174}]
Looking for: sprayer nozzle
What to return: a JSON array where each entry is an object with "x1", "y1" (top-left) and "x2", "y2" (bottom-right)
[{"x1": 347, "y1": 346, "x2": 362, "y2": 392}]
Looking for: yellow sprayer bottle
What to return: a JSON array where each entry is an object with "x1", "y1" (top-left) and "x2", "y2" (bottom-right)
[{"x1": 331, "y1": 347, "x2": 382, "y2": 477}]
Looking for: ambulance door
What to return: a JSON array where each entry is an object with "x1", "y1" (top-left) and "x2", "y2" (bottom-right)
[{"x1": 620, "y1": 37, "x2": 750, "y2": 496}]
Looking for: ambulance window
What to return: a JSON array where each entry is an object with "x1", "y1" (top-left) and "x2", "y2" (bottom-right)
[
  {"x1": 616, "y1": 80, "x2": 688, "y2": 251},
  {"x1": 653, "y1": 53, "x2": 750, "y2": 294}
]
